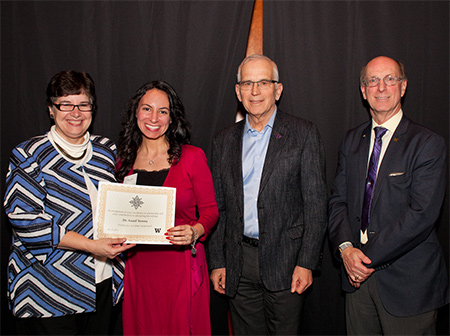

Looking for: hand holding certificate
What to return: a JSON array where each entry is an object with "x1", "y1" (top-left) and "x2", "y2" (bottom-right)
[{"x1": 95, "y1": 182, "x2": 176, "y2": 244}]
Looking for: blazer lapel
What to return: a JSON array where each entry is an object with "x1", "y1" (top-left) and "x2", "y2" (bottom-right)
[
  {"x1": 259, "y1": 112, "x2": 288, "y2": 194},
  {"x1": 358, "y1": 124, "x2": 372, "y2": 209},
  {"x1": 229, "y1": 121, "x2": 245, "y2": 214},
  {"x1": 371, "y1": 116, "x2": 409, "y2": 207}
]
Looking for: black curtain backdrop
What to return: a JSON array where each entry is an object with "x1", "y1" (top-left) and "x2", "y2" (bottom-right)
[
  {"x1": 1, "y1": 1, "x2": 448, "y2": 335},
  {"x1": 1, "y1": 1, "x2": 253, "y2": 335},
  {"x1": 264, "y1": 1, "x2": 449, "y2": 335}
]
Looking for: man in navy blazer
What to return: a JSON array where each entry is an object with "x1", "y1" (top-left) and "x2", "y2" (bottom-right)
[
  {"x1": 329, "y1": 56, "x2": 448, "y2": 334},
  {"x1": 208, "y1": 54, "x2": 327, "y2": 335}
]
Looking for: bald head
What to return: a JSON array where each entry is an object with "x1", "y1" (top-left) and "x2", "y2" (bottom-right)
[{"x1": 360, "y1": 56, "x2": 407, "y2": 85}]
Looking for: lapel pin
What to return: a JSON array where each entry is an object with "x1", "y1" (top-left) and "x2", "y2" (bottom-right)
[
  {"x1": 394, "y1": 138, "x2": 399, "y2": 142},
  {"x1": 275, "y1": 133, "x2": 282, "y2": 139}
]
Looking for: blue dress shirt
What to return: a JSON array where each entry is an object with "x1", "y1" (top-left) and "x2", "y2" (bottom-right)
[{"x1": 242, "y1": 108, "x2": 277, "y2": 238}]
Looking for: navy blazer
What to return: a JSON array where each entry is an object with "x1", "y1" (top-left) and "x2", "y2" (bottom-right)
[
  {"x1": 208, "y1": 110, "x2": 328, "y2": 297},
  {"x1": 329, "y1": 115, "x2": 449, "y2": 316}
]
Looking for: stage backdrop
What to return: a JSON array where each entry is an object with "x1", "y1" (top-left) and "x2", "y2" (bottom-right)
[
  {"x1": 1, "y1": 1, "x2": 448, "y2": 335},
  {"x1": 263, "y1": 1, "x2": 449, "y2": 335},
  {"x1": 0, "y1": 1, "x2": 253, "y2": 335}
]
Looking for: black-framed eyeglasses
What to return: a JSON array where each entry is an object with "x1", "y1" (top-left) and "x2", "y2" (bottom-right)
[
  {"x1": 362, "y1": 75, "x2": 403, "y2": 87},
  {"x1": 53, "y1": 103, "x2": 93, "y2": 112},
  {"x1": 238, "y1": 80, "x2": 278, "y2": 91}
]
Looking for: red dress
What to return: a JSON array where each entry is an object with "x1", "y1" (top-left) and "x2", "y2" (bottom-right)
[{"x1": 122, "y1": 145, "x2": 218, "y2": 335}]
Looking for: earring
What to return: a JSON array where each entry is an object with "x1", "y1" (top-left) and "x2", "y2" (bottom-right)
[{"x1": 50, "y1": 114, "x2": 54, "y2": 119}]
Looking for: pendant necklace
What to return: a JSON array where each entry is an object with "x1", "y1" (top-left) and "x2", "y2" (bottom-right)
[{"x1": 148, "y1": 154, "x2": 160, "y2": 166}]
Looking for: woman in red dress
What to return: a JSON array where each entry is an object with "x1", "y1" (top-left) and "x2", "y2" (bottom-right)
[{"x1": 116, "y1": 80, "x2": 218, "y2": 335}]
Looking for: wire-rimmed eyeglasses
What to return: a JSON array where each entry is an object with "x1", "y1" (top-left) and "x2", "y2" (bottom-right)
[
  {"x1": 238, "y1": 80, "x2": 278, "y2": 91},
  {"x1": 362, "y1": 75, "x2": 403, "y2": 87}
]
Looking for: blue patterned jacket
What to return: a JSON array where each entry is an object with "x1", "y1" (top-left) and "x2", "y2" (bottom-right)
[{"x1": 4, "y1": 133, "x2": 125, "y2": 318}]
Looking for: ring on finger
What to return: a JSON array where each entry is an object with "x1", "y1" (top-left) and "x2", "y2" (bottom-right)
[
  {"x1": 355, "y1": 275, "x2": 359, "y2": 281},
  {"x1": 185, "y1": 237, "x2": 188, "y2": 242}
]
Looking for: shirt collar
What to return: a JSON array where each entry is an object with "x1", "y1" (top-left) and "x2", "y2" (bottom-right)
[
  {"x1": 244, "y1": 106, "x2": 278, "y2": 134},
  {"x1": 371, "y1": 109, "x2": 403, "y2": 134}
]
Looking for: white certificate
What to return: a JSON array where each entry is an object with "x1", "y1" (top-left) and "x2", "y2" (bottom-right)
[{"x1": 95, "y1": 182, "x2": 176, "y2": 244}]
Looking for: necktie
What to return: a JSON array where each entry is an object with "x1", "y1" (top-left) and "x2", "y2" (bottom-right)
[{"x1": 361, "y1": 127, "x2": 387, "y2": 234}]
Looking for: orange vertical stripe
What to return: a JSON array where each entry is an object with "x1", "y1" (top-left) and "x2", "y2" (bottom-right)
[
  {"x1": 236, "y1": 0, "x2": 264, "y2": 122},
  {"x1": 246, "y1": 0, "x2": 263, "y2": 56}
]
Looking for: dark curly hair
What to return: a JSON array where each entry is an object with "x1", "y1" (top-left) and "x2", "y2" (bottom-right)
[{"x1": 116, "y1": 80, "x2": 191, "y2": 182}]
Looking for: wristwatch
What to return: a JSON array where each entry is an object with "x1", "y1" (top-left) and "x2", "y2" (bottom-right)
[{"x1": 338, "y1": 242, "x2": 353, "y2": 257}]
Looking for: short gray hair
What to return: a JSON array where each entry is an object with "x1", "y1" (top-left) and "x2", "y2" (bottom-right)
[{"x1": 237, "y1": 54, "x2": 279, "y2": 83}]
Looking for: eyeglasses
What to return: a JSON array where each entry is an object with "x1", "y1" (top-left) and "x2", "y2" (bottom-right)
[
  {"x1": 53, "y1": 103, "x2": 93, "y2": 112},
  {"x1": 362, "y1": 75, "x2": 403, "y2": 87},
  {"x1": 238, "y1": 80, "x2": 278, "y2": 91}
]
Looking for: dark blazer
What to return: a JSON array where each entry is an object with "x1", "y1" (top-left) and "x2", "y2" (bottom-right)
[
  {"x1": 328, "y1": 115, "x2": 449, "y2": 317},
  {"x1": 208, "y1": 110, "x2": 328, "y2": 297}
]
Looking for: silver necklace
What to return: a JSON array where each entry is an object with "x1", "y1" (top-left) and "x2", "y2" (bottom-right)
[{"x1": 148, "y1": 154, "x2": 160, "y2": 166}]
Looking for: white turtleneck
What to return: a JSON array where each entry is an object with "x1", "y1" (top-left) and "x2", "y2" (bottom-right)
[{"x1": 48, "y1": 126, "x2": 112, "y2": 283}]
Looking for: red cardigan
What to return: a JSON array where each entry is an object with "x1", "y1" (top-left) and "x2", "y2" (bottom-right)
[{"x1": 122, "y1": 144, "x2": 218, "y2": 240}]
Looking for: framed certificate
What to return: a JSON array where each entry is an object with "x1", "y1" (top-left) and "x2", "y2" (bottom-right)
[{"x1": 95, "y1": 182, "x2": 176, "y2": 244}]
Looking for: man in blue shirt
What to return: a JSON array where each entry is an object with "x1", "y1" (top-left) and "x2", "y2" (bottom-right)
[{"x1": 208, "y1": 54, "x2": 328, "y2": 335}]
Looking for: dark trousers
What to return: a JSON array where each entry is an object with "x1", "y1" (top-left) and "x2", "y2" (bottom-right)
[
  {"x1": 346, "y1": 274, "x2": 437, "y2": 335},
  {"x1": 14, "y1": 278, "x2": 117, "y2": 335},
  {"x1": 229, "y1": 241, "x2": 304, "y2": 335}
]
